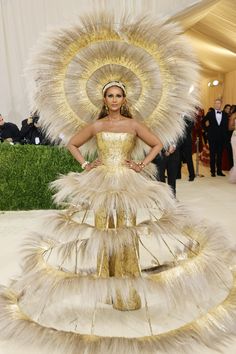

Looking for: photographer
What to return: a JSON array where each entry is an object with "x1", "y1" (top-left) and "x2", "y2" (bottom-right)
[
  {"x1": 20, "y1": 111, "x2": 45, "y2": 144},
  {"x1": 0, "y1": 114, "x2": 20, "y2": 143}
]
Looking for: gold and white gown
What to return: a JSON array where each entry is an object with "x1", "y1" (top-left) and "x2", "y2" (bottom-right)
[{"x1": 0, "y1": 132, "x2": 236, "y2": 354}]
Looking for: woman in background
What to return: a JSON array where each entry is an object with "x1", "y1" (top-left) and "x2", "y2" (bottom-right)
[{"x1": 228, "y1": 105, "x2": 236, "y2": 183}]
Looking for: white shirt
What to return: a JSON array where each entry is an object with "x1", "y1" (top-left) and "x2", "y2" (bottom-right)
[{"x1": 215, "y1": 110, "x2": 222, "y2": 125}]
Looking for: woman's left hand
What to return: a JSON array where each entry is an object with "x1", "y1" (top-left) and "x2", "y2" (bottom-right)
[
  {"x1": 125, "y1": 160, "x2": 143, "y2": 172},
  {"x1": 84, "y1": 159, "x2": 102, "y2": 171}
]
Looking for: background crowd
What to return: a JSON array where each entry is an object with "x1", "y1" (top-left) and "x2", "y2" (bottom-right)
[
  {"x1": 153, "y1": 99, "x2": 236, "y2": 194},
  {"x1": 0, "y1": 111, "x2": 51, "y2": 145}
]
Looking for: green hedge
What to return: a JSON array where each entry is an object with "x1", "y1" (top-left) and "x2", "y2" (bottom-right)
[{"x1": 0, "y1": 144, "x2": 83, "y2": 210}]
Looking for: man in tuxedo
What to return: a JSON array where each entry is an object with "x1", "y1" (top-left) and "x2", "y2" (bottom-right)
[{"x1": 202, "y1": 99, "x2": 228, "y2": 177}]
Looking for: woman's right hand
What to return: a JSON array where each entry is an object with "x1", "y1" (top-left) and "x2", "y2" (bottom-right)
[{"x1": 84, "y1": 159, "x2": 102, "y2": 171}]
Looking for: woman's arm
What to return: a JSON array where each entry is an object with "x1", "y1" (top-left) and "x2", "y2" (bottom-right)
[
  {"x1": 67, "y1": 124, "x2": 95, "y2": 166},
  {"x1": 134, "y1": 121, "x2": 163, "y2": 166}
]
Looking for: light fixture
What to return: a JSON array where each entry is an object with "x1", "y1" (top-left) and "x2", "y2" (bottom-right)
[
  {"x1": 207, "y1": 79, "x2": 222, "y2": 87},
  {"x1": 212, "y1": 80, "x2": 219, "y2": 86}
]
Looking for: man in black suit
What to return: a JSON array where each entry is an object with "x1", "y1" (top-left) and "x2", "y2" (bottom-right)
[{"x1": 202, "y1": 99, "x2": 228, "y2": 177}]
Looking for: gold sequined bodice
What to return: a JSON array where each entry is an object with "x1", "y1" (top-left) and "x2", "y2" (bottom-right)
[{"x1": 96, "y1": 132, "x2": 136, "y2": 167}]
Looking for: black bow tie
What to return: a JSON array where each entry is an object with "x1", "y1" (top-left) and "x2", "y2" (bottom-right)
[{"x1": 216, "y1": 111, "x2": 221, "y2": 114}]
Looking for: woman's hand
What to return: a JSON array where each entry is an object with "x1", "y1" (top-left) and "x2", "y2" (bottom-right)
[
  {"x1": 84, "y1": 159, "x2": 102, "y2": 171},
  {"x1": 125, "y1": 160, "x2": 144, "y2": 173}
]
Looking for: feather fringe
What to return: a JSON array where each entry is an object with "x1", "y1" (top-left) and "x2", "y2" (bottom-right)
[
  {"x1": 50, "y1": 167, "x2": 176, "y2": 214},
  {"x1": 0, "y1": 274, "x2": 236, "y2": 354},
  {"x1": 11, "y1": 219, "x2": 233, "y2": 312},
  {"x1": 25, "y1": 12, "x2": 199, "y2": 157}
]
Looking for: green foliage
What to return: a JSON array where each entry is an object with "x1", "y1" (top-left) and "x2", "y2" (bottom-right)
[{"x1": 0, "y1": 144, "x2": 82, "y2": 210}]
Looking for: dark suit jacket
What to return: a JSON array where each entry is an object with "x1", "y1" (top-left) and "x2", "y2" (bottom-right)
[
  {"x1": 202, "y1": 110, "x2": 228, "y2": 143},
  {"x1": 0, "y1": 122, "x2": 20, "y2": 142},
  {"x1": 20, "y1": 119, "x2": 43, "y2": 144}
]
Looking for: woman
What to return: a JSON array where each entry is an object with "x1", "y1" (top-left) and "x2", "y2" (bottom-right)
[
  {"x1": 228, "y1": 104, "x2": 236, "y2": 183},
  {"x1": 64, "y1": 81, "x2": 165, "y2": 310},
  {"x1": 0, "y1": 12, "x2": 235, "y2": 353},
  {"x1": 67, "y1": 82, "x2": 163, "y2": 175}
]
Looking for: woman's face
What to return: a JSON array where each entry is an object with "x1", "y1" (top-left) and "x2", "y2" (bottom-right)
[
  {"x1": 224, "y1": 106, "x2": 231, "y2": 114},
  {"x1": 104, "y1": 86, "x2": 125, "y2": 113}
]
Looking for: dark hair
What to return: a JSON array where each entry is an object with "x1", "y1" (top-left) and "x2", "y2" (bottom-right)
[
  {"x1": 230, "y1": 105, "x2": 236, "y2": 115},
  {"x1": 223, "y1": 104, "x2": 231, "y2": 111},
  {"x1": 98, "y1": 84, "x2": 132, "y2": 119},
  {"x1": 208, "y1": 107, "x2": 214, "y2": 112}
]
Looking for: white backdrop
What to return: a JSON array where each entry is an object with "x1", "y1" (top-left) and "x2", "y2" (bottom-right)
[{"x1": 0, "y1": 0, "x2": 198, "y2": 127}]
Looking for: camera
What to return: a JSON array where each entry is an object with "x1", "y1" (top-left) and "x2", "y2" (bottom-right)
[
  {"x1": 32, "y1": 116, "x2": 39, "y2": 124},
  {"x1": 29, "y1": 111, "x2": 39, "y2": 124}
]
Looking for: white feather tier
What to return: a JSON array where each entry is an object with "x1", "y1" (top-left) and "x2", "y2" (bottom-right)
[{"x1": 51, "y1": 166, "x2": 176, "y2": 214}]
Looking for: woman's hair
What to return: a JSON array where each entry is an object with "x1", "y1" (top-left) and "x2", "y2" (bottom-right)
[
  {"x1": 208, "y1": 107, "x2": 214, "y2": 112},
  {"x1": 223, "y1": 104, "x2": 231, "y2": 111},
  {"x1": 230, "y1": 105, "x2": 236, "y2": 115},
  {"x1": 97, "y1": 83, "x2": 133, "y2": 119}
]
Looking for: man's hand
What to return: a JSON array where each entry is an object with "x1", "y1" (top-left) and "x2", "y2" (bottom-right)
[
  {"x1": 168, "y1": 145, "x2": 176, "y2": 154},
  {"x1": 27, "y1": 117, "x2": 33, "y2": 125}
]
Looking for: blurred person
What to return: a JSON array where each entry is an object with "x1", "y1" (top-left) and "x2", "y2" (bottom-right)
[
  {"x1": 202, "y1": 107, "x2": 214, "y2": 145},
  {"x1": 0, "y1": 114, "x2": 20, "y2": 143},
  {"x1": 178, "y1": 116, "x2": 195, "y2": 181},
  {"x1": 223, "y1": 104, "x2": 233, "y2": 169},
  {"x1": 228, "y1": 105, "x2": 236, "y2": 183},
  {"x1": 20, "y1": 111, "x2": 50, "y2": 145},
  {"x1": 192, "y1": 106, "x2": 204, "y2": 153},
  {"x1": 223, "y1": 104, "x2": 231, "y2": 115},
  {"x1": 153, "y1": 143, "x2": 180, "y2": 197},
  {"x1": 202, "y1": 99, "x2": 228, "y2": 177},
  {"x1": 20, "y1": 111, "x2": 43, "y2": 144}
]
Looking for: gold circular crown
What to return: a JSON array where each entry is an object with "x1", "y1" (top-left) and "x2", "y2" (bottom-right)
[
  {"x1": 26, "y1": 12, "x2": 199, "y2": 155},
  {"x1": 102, "y1": 81, "x2": 127, "y2": 96}
]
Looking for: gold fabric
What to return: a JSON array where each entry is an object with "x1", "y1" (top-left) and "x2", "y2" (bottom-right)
[
  {"x1": 96, "y1": 131, "x2": 135, "y2": 168},
  {"x1": 95, "y1": 132, "x2": 141, "y2": 310}
]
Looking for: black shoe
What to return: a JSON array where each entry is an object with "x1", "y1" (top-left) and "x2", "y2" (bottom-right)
[
  {"x1": 217, "y1": 172, "x2": 225, "y2": 176},
  {"x1": 189, "y1": 176, "x2": 195, "y2": 181},
  {"x1": 211, "y1": 173, "x2": 216, "y2": 177}
]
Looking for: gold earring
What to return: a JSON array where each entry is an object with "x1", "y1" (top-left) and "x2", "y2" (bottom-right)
[{"x1": 105, "y1": 104, "x2": 109, "y2": 112}]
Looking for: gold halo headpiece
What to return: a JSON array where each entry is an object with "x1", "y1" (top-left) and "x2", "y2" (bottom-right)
[{"x1": 102, "y1": 81, "x2": 127, "y2": 96}]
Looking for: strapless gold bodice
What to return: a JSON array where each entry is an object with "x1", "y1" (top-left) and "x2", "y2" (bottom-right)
[{"x1": 96, "y1": 132, "x2": 136, "y2": 167}]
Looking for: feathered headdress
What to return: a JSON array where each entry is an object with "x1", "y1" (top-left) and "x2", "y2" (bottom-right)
[{"x1": 26, "y1": 12, "x2": 199, "y2": 156}]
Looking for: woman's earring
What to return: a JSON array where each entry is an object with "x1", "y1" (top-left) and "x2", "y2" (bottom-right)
[{"x1": 105, "y1": 104, "x2": 109, "y2": 113}]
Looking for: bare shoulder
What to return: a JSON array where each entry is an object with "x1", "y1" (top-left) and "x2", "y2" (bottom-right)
[
  {"x1": 92, "y1": 119, "x2": 106, "y2": 132},
  {"x1": 131, "y1": 119, "x2": 149, "y2": 132}
]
